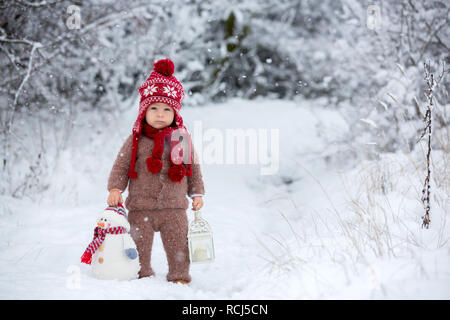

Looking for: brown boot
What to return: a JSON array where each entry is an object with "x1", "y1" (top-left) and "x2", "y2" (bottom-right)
[{"x1": 138, "y1": 269, "x2": 155, "y2": 279}]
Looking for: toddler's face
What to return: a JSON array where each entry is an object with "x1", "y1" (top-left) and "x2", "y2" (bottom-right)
[{"x1": 145, "y1": 102, "x2": 175, "y2": 129}]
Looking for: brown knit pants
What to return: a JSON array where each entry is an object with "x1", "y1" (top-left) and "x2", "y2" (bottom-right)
[{"x1": 128, "y1": 208, "x2": 191, "y2": 283}]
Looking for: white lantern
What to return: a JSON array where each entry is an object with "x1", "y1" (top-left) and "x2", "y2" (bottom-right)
[{"x1": 188, "y1": 210, "x2": 215, "y2": 264}]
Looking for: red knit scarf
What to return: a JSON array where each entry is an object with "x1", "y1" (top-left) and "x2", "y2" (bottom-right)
[
  {"x1": 81, "y1": 226, "x2": 127, "y2": 265},
  {"x1": 128, "y1": 122, "x2": 192, "y2": 183}
]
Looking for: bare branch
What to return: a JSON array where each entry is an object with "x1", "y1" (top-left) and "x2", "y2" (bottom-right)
[
  {"x1": 7, "y1": 41, "x2": 43, "y2": 133},
  {"x1": 14, "y1": 0, "x2": 61, "y2": 8}
]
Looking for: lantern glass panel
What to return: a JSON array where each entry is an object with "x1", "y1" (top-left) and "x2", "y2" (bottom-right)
[{"x1": 188, "y1": 210, "x2": 215, "y2": 264}]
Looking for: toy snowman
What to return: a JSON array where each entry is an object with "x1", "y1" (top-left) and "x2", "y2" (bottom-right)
[{"x1": 81, "y1": 203, "x2": 140, "y2": 280}]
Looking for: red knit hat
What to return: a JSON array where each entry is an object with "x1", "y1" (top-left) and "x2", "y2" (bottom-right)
[
  {"x1": 128, "y1": 58, "x2": 192, "y2": 181},
  {"x1": 132, "y1": 58, "x2": 185, "y2": 135}
]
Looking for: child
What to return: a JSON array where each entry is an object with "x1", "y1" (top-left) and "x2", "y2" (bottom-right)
[{"x1": 106, "y1": 58, "x2": 205, "y2": 284}]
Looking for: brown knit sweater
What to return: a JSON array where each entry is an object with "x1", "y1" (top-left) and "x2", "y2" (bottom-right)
[{"x1": 107, "y1": 133, "x2": 205, "y2": 211}]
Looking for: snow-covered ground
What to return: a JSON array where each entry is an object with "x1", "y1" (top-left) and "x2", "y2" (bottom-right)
[{"x1": 0, "y1": 98, "x2": 449, "y2": 299}]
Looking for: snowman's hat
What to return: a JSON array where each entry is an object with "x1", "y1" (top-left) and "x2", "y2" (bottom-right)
[
  {"x1": 105, "y1": 202, "x2": 127, "y2": 217},
  {"x1": 101, "y1": 202, "x2": 130, "y2": 231}
]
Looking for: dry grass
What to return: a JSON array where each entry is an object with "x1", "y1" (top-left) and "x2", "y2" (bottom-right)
[{"x1": 257, "y1": 144, "x2": 449, "y2": 297}]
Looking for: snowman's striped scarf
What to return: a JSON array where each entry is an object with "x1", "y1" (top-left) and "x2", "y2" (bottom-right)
[{"x1": 81, "y1": 226, "x2": 126, "y2": 265}]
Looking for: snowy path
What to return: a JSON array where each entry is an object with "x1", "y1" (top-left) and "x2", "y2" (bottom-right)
[{"x1": 0, "y1": 98, "x2": 449, "y2": 299}]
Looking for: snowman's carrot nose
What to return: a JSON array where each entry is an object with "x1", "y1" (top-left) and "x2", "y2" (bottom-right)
[{"x1": 97, "y1": 222, "x2": 105, "y2": 227}]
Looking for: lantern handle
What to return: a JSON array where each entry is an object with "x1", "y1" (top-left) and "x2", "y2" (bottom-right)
[
  {"x1": 192, "y1": 209, "x2": 202, "y2": 221},
  {"x1": 188, "y1": 209, "x2": 213, "y2": 235}
]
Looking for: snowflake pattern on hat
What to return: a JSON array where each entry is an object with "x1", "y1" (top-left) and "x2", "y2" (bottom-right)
[
  {"x1": 143, "y1": 84, "x2": 158, "y2": 97},
  {"x1": 163, "y1": 85, "x2": 178, "y2": 98}
]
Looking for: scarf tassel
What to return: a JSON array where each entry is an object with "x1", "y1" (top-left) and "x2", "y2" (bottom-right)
[
  {"x1": 81, "y1": 226, "x2": 126, "y2": 265},
  {"x1": 130, "y1": 123, "x2": 194, "y2": 182},
  {"x1": 168, "y1": 164, "x2": 186, "y2": 183},
  {"x1": 146, "y1": 156, "x2": 163, "y2": 174},
  {"x1": 129, "y1": 171, "x2": 138, "y2": 179},
  {"x1": 81, "y1": 251, "x2": 92, "y2": 265}
]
